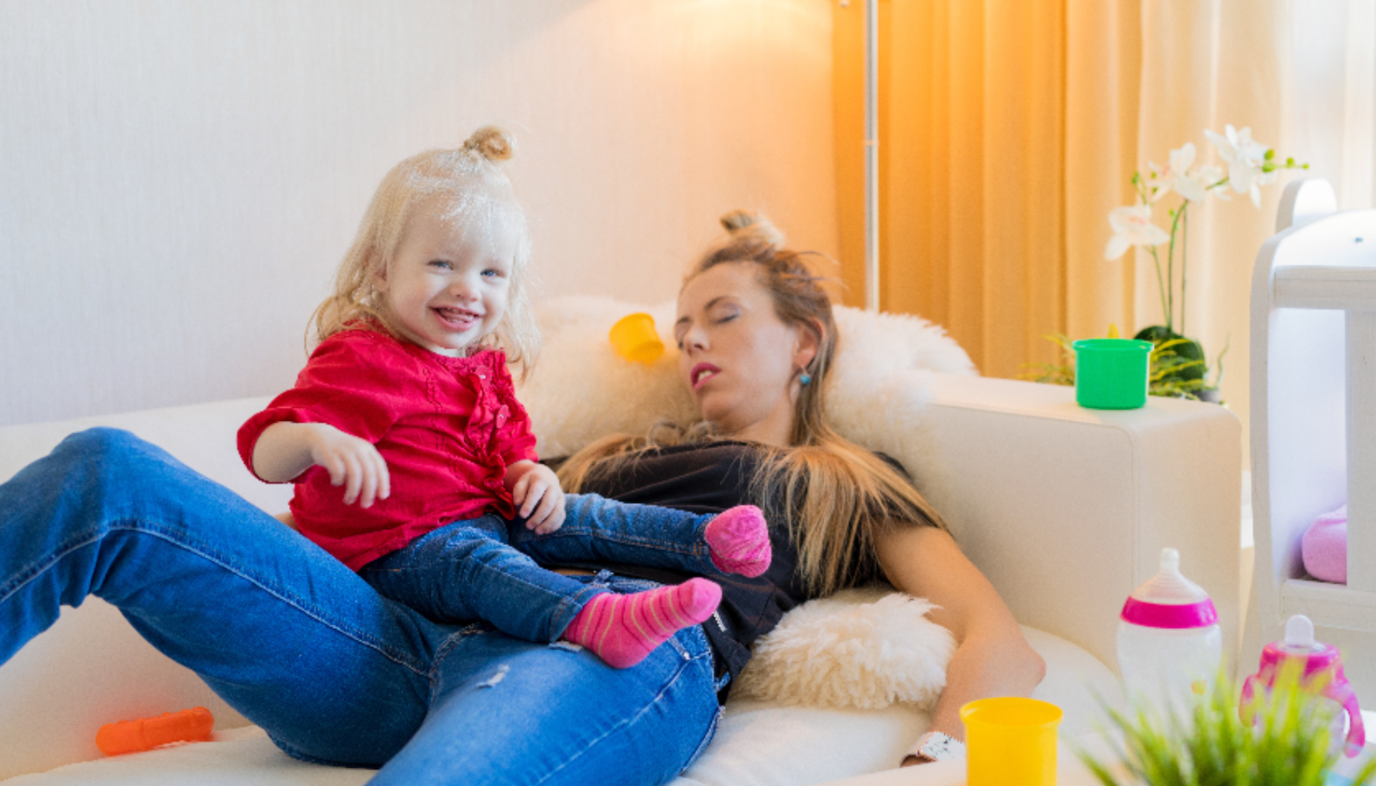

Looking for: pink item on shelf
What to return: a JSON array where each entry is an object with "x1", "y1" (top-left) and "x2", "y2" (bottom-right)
[
  {"x1": 1301, "y1": 504, "x2": 1348, "y2": 584},
  {"x1": 1241, "y1": 614, "x2": 1365, "y2": 758}
]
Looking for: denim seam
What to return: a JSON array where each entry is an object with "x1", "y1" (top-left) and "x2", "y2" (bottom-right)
[
  {"x1": 426, "y1": 624, "x2": 491, "y2": 703},
  {"x1": 530, "y1": 634, "x2": 714, "y2": 784},
  {"x1": 377, "y1": 563, "x2": 609, "y2": 642},
  {"x1": 1, "y1": 521, "x2": 431, "y2": 679},
  {"x1": 527, "y1": 530, "x2": 711, "y2": 560},
  {"x1": 547, "y1": 583, "x2": 605, "y2": 640}
]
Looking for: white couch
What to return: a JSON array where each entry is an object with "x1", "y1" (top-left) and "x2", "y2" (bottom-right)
[{"x1": 0, "y1": 300, "x2": 1242, "y2": 785}]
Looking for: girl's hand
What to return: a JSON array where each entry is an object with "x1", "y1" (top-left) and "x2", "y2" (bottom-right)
[
  {"x1": 305, "y1": 423, "x2": 391, "y2": 507},
  {"x1": 252, "y1": 421, "x2": 389, "y2": 508},
  {"x1": 506, "y1": 461, "x2": 566, "y2": 534}
]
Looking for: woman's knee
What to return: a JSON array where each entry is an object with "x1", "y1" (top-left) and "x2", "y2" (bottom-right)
[
  {"x1": 2, "y1": 428, "x2": 155, "y2": 511},
  {"x1": 55, "y1": 427, "x2": 156, "y2": 471}
]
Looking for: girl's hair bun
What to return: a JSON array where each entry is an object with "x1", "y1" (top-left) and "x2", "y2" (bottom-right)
[
  {"x1": 720, "y1": 210, "x2": 785, "y2": 247},
  {"x1": 463, "y1": 126, "x2": 515, "y2": 163}
]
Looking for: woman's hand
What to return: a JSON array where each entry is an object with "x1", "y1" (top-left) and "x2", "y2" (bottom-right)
[
  {"x1": 506, "y1": 461, "x2": 566, "y2": 534},
  {"x1": 252, "y1": 421, "x2": 390, "y2": 507},
  {"x1": 875, "y1": 524, "x2": 1046, "y2": 765}
]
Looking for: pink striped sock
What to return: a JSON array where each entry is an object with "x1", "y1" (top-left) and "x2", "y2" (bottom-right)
[
  {"x1": 563, "y1": 579, "x2": 722, "y2": 669},
  {"x1": 705, "y1": 505, "x2": 772, "y2": 577}
]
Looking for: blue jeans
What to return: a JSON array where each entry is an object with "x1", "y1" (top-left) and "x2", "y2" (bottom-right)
[
  {"x1": 0, "y1": 429, "x2": 723, "y2": 784},
  {"x1": 359, "y1": 495, "x2": 721, "y2": 643}
]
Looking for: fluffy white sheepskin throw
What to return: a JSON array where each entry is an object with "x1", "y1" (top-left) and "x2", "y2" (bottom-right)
[
  {"x1": 520, "y1": 296, "x2": 696, "y2": 459},
  {"x1": 520, "y1": 295, "x2": 975, "y2": 466},
  {"x1": 732, "y1": 586, "x2": 955, "y2": 710}
]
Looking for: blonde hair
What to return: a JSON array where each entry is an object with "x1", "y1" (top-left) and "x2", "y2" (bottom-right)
[
  {"x1": 310, "y1": 126, "x2": 540, "y2": 374},
  {"x1": 559, "y1": 211, "x2": 947, "y2": 596}
]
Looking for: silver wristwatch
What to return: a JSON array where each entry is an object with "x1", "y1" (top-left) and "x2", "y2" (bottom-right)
[{"x1": 906, "y1": 731, "x2": 967, "y2": 763}]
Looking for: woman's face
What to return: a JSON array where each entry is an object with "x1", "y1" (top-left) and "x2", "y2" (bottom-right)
[{"x1": 674, "y1": 262, "x2": 816, "y2": 446}]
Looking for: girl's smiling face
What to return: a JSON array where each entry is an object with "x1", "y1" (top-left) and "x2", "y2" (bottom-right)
[
  {"x1": 674, "y1": 261, "x2": 816, "y2": 446},
  {"x1": 374, "y1": 202, "x2": 516, "y2": 357}
]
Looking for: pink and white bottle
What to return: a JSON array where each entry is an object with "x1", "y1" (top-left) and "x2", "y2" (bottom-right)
[
  {"x1": 1240, "y1": 614, "x2": 1365, "y2": 763},
  {"x1": 1116, "y1": 547, "x2": 1223, "y2": 715}
]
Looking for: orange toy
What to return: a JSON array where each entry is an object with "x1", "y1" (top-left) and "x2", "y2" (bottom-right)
[{"x1": 96, "y1": 707, "x2": 214, "y2": 756}]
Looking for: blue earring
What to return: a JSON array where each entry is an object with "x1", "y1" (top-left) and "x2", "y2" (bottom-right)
[{"x1": 799, "y1": 373, "x2": 812, "y2": 386}]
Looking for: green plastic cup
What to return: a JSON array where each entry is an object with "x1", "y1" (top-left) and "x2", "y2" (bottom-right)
[{"x1": 1073, "y1": 338, "x2": 1152, "y2": 409}]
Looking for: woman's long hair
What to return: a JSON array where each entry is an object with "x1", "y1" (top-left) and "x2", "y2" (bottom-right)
[{"x1": 559, "y1": 212, "x2": 947, "y2": 596}]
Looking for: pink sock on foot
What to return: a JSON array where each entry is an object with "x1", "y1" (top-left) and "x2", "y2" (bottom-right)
[
  {"x1": 705, "y1": 505, "x2": 772, "y2": 577},
  {"x1": 563, "y1": 578, "x2": 722, "y2": 669}
]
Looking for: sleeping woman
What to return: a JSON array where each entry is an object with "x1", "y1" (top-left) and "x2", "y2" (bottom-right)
[
  {"x1": 0, "y1": 211, "x2": 1043, "y2": 783},
  {"x1": 552, "y1": 211, "x2": 1046, "y2": 766}
]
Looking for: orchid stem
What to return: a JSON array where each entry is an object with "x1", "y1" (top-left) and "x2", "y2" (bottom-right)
[
  {"x1": 1166, "y1": 204, "x2": 1186, "y2": 335},
  {"x1": 1148, "y1": 246, "x2": 1168, "y2": 332},
  {"x1": 1180, "y1": 208, "x2": 1189, "y2": 337}
]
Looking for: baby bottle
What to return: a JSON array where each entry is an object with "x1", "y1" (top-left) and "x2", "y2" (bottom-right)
[
  {"x1": 1116, "y1": 547, "x2": 1223, "y2": 715},
  {"x1": 1240, "y1": 614, "x2": 1365, "y2": 767}
]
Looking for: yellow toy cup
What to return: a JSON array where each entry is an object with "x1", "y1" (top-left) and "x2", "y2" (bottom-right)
[
  {"x1": 609, "y1": 312, "x2": 665, "y2": 365},
  {"x1": 1073, "y1": 338, "x2": 1152, "y2": 409},
  {"x1": 961, "y1": 697, "x2": 1062, "y2": 786}
]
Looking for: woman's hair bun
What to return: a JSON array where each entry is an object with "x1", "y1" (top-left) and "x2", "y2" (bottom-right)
[
  {"x1": 720, "y1": 210, "x2": 785, "y2": 247},
  {"x1": 463, "y1": 126, "x2": 515, "y2": 163}
]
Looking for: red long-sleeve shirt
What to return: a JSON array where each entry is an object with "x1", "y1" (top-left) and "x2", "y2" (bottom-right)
[{"x1": 238, "y1": 328, "x2": 538, "y2": 570}]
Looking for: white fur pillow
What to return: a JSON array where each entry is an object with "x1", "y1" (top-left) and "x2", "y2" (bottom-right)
[
  {"x1": 520, "y1": 295, "x2": 976, "y2": 468},
  {"x1": 733, "y1": 586, "x2": 955, "y2": 710},
  {"x1": 521, "y1": 296, "x2": 696, "y2": 459}
]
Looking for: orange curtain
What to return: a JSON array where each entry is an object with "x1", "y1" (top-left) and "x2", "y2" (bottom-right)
[
  {"x1": 834, "y1": 0, "x2": 1077, "y2": 379},
  {"x1": 833, "y1": 0, "x2": 1300, "y2": 458}
]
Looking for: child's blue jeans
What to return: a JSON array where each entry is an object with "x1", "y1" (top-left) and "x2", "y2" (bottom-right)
[{"x1": 357, "y1": 495, "x2": 723, "y2": 642}]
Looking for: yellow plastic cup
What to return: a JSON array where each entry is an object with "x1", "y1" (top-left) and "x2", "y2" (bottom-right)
[
  {"x1": 608, "y1": 312, "x2": 665, "y2": 365},
  {"x1": 961, "y1": 697, "x2": 1062, "y2": 786}
]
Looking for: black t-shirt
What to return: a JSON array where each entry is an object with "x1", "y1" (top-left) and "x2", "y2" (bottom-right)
[{"x1": 555, "y1": 441, "x2": 893, "y2": 693}]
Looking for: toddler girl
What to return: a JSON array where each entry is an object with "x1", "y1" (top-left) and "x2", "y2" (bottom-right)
[{"x1": 238, "y1": 127, "x2": 771, "y2": 669}]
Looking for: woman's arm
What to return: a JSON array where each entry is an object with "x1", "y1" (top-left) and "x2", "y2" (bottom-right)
[{"x1": 874, "y1": 523, "x2": 1046, "y2": 763}]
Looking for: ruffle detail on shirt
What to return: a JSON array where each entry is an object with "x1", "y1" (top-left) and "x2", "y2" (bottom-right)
[
  {"x1": 447, "y1": 351, "x2": 517, "y2": 513},
  {"x1": 460, "y1": 354, "x2": 511, "y2": 450}
]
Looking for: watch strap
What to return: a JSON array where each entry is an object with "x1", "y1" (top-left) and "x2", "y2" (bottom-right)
[{"x1": 905, "y1": 731, "x2": 967, "y2": 763}]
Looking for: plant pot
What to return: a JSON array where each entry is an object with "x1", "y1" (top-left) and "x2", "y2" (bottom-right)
[{"x1": 1134, "y1": 325, "x2": 1206, "y2": 383}]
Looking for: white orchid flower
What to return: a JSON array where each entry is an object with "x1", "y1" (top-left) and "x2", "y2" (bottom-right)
[
  {"x1": 1195, "y1": 164, "x2": 1228, "y2": 200},
  {"x1": 1205, "y1": 125, "x2": 1271, "y2": 206},
  {"x1": 1104, "y1": 204, "x2": 1171, "y2": 260},
  {"x1": 1150, "y1": 143, "x2": 1209, "y2": 201},
  {"x1": 1172, "y1": 156, "x2": 1227, "y2": 202}
]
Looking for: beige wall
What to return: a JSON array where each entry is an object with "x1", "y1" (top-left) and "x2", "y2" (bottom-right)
[{"x1": 0, "y1": 0, "x2": 836, "y2": 427}]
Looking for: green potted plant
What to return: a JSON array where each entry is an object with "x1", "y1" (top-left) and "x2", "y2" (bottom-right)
[
  {"x1": 1024, "y1": 327, "x2": 1226, "y2": 401},
  {"x1": 1078, "y1": 667, "x2": 1376, "y2": 786}
]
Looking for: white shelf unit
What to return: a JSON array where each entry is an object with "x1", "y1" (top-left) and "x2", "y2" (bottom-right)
[{"x1": 1247, "y1": 179, "x2": 1376, "y2": 700}]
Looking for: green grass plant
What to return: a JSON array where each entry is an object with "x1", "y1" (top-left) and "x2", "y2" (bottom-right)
[
  {"x1": 1078, "y1": 666, "x2": 1376, "y2": 786},
  {"x1": 1023, "y1": 332, "x2": 1225, "y2": 402}
]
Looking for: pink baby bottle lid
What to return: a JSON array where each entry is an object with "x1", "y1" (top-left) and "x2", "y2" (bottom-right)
[
  {"x1": 1248, "y1": 615, "x2": 1366, "y2": 757},
  {"x1": 1119, "y1": 548, "x2": 1219, "y2": 629},
  {"x1": 1269, "y1": 615, "x2": 1341, "y2": 674}
]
